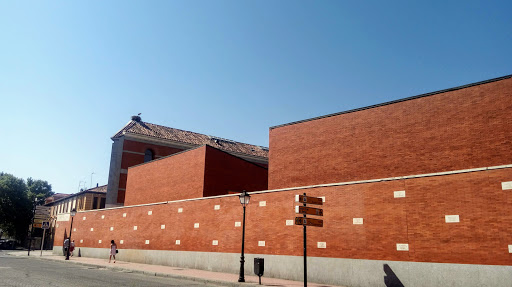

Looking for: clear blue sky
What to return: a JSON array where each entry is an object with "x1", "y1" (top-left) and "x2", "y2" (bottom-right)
[{"x1": 1, "y1": 1, "x2": 511, "y2": 194}]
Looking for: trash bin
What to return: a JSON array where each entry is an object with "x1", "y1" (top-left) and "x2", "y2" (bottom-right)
[{"x1": 254, "y1": 258, "x2": 264, "y2": 284}]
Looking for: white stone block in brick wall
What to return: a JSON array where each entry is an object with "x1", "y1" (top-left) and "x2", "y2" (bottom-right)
[
  {"x1": 90, "y1": 228, "x2": 94, "y2": 231},
  {"x1": 509, "y1": 245, "x2": 512, "y2": 253},
  {"x1": 145, "y1": 240, "x2": 150, "y2": 244},
  {"x1": 353, "y1": 218, "x2": 364, "y2": 225},
  {"x1": 214, "y1": 205, "x2": 220, "y2": 210},
  {"x1": 178, "y1": 208, "x2": 183, "y2": 213},
  {"x1": 73, "y1": 228, "x2": 76, "y2": 232},
  {"x1": 98, "y1": 240, "x2": 102, "y2": 244},
  {"x1": 133, "y1": 226, "x2": 137, "y2": 230},
  {"x1": 212, "y1": 240, "x2": 218, "y2": 246},
  {"x1": 445, "y1": 215, "x2": 460, "y2": 223},
  {"x1": 194, "y1": 223, "x2": 199, "y2": 228},
  {"x1": 317, "y1": 242, "x2": 326, "y2": 248},
  {"x1": 83, "y1": 217, "x2": 86, "y2": 220},
  {"x1": 396, "y1": 244, "x2": 409, "y2": 251},
  {"x1": 258, "y1": 241, "x2": 265, "y2": 247},
  {"x1": 80, "y1": 239, "x2": 83, "y2": 243},
  {"x1": 320, "y1": 196, "x2": 326, "y2": 202},
  {"x1": 176, "y1": 240, "x2": 181, "y2": 245},
  {"x1": 259, "y1": 201, "x2": 266, "y2": 206},
  {"x1": 147, "y1": 210, "x2": 152, "y2": 215},
  {"x1": 394, "y1": 190, "x2": 406, "y2": 198},
  {"x1": 101, "y1": 215, "x2": 105, "y2": 219},
  {"x1": 123, "y1": 213, "x2": 127, "y2": 218},
  {"x1": 120, "y1": 240, "x2": 124, "y2": 244},
  {"x1": 110, "y1": 227, "x2": 114, "y2": 231},
  {"x1": 235, "y1": 221, "x2": 241, "y2": 227},
  {"x1": 502, "y1": 181, "x2": 512, "y2": 190},
  {"x1": 161, "y1": 225, "x2": 165, "y2": 229},
  {"x1": 286, "y1": 220, "x2": 293, "y2": 226}
]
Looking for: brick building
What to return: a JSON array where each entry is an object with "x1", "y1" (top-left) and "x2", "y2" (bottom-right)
[
  {"x1": 106, "y1": 117, "x2": 269, "y2": 207},
  {"x1": 124, "y1": 144, "x2": 268, "y2": 205},
  {"x1": 55, "y1": 74, "x2": 512, "y2": 287}
]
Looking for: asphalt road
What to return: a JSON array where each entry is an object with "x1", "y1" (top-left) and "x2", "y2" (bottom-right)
[{"x1": 0, "y1": 253, "x2": 221, "y2": 287}]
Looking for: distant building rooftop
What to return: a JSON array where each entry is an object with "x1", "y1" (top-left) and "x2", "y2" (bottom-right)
[{"x1": 112, "y1": 117, "x2": 268, "y2": 159}]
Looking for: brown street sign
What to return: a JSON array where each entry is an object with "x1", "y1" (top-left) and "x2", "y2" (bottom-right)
[
  {"x1": 36, "y1": 206, "x2": 51, "y2": 211},
  {"x1": 35, "y1": 209, "x2": 50, "y2": 215},
  {"x1": 295, "y1": 194, "x2": 323, "y2": 205},
  {"x1": 294, "y1": 217, "x2": 323, "y2": 227},
  {"x1": 33, "y1": 219, "x2": 45, "y2": 224},
  {"x1": 295, "y1": 205, "x2": 323, "y2": 216}
]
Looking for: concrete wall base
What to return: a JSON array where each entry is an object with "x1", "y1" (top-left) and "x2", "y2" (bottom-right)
[{"x1": 53, "y1": 246, "x2": 512, "y2": 287}]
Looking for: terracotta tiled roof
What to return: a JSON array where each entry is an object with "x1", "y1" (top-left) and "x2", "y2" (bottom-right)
[
  {"x1": 112, "y1": 120, "x2": 269, "y2": 159},
  {"x1": 87, "y1": 185, "x2": 107, "y2": 193}
]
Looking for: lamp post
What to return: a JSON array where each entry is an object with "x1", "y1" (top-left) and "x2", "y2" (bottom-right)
[
  {"x1": 238, "y1": 190, "x2": 251, "y2": 283},
  {"x1": 65, "y1": 209, "x2": 77, "y2": 260}
]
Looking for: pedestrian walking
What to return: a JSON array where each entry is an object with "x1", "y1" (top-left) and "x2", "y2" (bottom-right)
[
  {"x1": 63, "y1": 238, "x2": 69, "y2": 256},
  {"x1": 70, "y1": 240, "x2": 75, "y2": 257},
  {"x1": 109, "y1": 240, "x2": 117, "y2": 263}
]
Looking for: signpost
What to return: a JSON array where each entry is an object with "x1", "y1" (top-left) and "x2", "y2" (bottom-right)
[
  {"x1": 40, "y1": 221, "x2": 50, "y2": 256},
  {"x1": 294, "y1": 193, "x2": 323, "y2": 287},
  {"x1": 28, "y1": 204, "x2": 51, "y2": 256}
]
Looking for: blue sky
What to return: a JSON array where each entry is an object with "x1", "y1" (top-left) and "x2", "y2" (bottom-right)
[{"x1": 1, "y1": 1, "x2": 511, "y2": 194}]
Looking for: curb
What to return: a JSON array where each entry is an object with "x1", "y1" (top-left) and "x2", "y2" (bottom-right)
[{"x1": 38, "y1": 256, "x2": 260, "y2": 287}]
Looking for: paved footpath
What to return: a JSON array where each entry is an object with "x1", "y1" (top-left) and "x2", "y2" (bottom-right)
[{"x1": 6, "y1": 250, "x2": 344, "y2": 287}]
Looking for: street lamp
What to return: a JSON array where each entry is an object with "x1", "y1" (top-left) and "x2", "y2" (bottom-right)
[
  {"x1": 238, "y1": 191, "x2": 251, "y2": 283},
  {"x1": 65, "y1": 209, "x2": 77, "y2": 260}
]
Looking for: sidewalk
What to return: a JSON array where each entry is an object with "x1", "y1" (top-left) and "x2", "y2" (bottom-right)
[{"x1": 5, "y1": 250, "x2": 343, "y2": 287}]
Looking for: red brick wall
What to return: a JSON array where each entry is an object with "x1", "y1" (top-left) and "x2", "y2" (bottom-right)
[
  {"x1": 120, "y1": 140, "x2": 184, "y2": 170},
  {"x1": 116, "y1": 174, "x2": 128, "y2": 203},
  {"x1": 55, "y1": 168, "x2": 512, "y2": 266},
  {"x1": 123, "y1": 139, "x2": 184, "y2": 157},
  {"x1": 269, "y1": 78, "x2": 512, "y2": 189},
  {"x1": 203, "y1": 145, "x2": 268, "y2": 197},
  {"x1": 115, "y1": 140, "x2": 185, "y2": 204},
  {"x1": 123, "y1": 147, "x2": 206, "y2": 205}
]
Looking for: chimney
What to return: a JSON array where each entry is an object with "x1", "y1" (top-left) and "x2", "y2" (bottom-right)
[
  {"x1": 131, "y1": 115, "x2": 141, "y2": 122},
  {"x1": 96, "y1": 183, "x2": 98, "y2": 187}
]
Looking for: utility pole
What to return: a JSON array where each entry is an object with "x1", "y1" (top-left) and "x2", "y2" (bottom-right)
[{"x1": 90, "y1": 172, "x2": 95, "y2": 189}]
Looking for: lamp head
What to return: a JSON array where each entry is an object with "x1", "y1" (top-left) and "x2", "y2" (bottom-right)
[
  {"x1": 239, "y1": 190, "x2": 251, "y2": 207},
  {"x1": 70, "y1": 208, "x2": 77, "y2": 217}
]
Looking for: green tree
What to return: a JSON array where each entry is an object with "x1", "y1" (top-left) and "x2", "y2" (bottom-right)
[
  {"x1": 0, "y1": 172, "x2": 32, "y2": 242},
  {"x1": 27, "y1": 177, "x2": 54, "y2": 205}
]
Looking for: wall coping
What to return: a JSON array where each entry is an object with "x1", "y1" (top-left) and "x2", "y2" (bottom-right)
[{"x1": 79, "y1": 163, "x2": 512, "y2": 213}]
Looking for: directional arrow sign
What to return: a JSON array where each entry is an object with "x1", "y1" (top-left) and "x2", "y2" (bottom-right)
[
  {"x1": 295, "y1": 195, "x2": 323, "y2": 205},
  {"x1": 294, "y1": 217, "x2": 323, "y2": 227},
  {"x1": 35, "y1": 209, "x2": 50, "y2": 215},
  {"x1": 295, "y1": 206, "x2": 323, "y2": 216},
  {"x1": 36, "y1": 206, "x2": 51, "y2": 211},
  {"x1": 33, "y1": 219, "x2": 45, "y2": 224}
]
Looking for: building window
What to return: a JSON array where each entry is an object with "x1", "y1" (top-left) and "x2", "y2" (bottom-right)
[
  {"x1": 100, "y1": 198, "x2": 106, "y2": 209},
  {"x1": 144, "y1": 149, "x2": 154, "y2": 163},
  {"x1": 92, "y1": 197, "x2": 98, "y2": 210}
]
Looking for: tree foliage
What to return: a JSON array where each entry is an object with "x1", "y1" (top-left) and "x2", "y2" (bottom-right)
[
  {"x1": 0, "y1": 173, "x2": 53, "y2": 242},
  {"x1": 27, "y1": 177, "x2": 54, "y2": 205}
]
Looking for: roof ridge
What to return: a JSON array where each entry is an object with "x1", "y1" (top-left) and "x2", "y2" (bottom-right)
[
  {"x1": 139, "y1": 121, "x2": 268, "y2": 149},
  {"x1": 111, "y1": 120, "x2": 137, "y2": 139}
]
